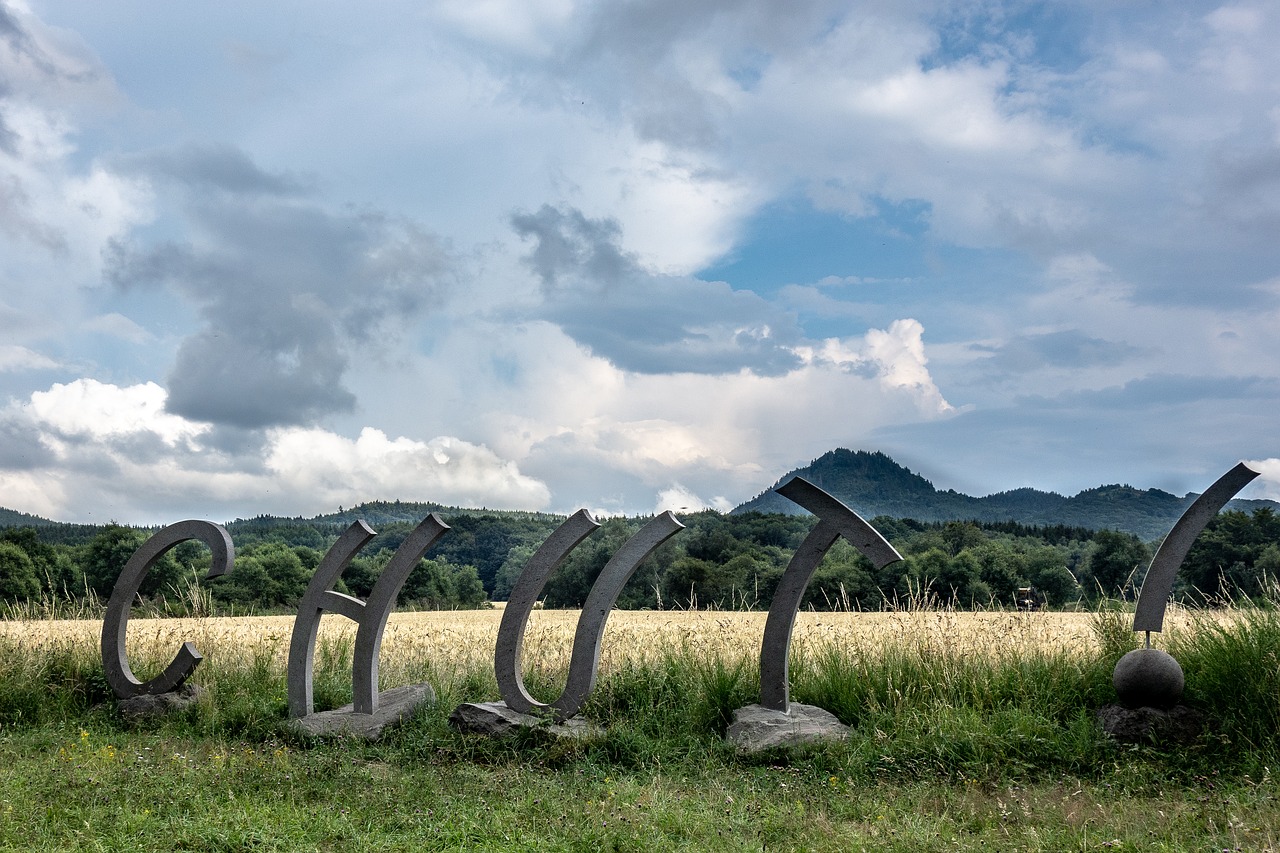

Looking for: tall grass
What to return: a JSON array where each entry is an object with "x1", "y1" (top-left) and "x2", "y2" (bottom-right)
[{"x1": 1, "y1": 605, "x2": 1279, "y2": 778}]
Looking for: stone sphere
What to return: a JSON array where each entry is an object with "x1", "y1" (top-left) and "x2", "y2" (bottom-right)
[{"x1": 1112, "y1": 648, "x2": 1184, "y2": 710}]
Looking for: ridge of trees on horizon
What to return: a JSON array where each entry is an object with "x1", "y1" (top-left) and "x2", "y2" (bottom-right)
[{"x1": 2, "y1": 504, "x2": 1278, "y2": 616}]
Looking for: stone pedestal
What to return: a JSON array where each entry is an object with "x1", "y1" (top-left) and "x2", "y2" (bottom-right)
[
  {"x1": 726, "y1": 703, "x2": 849, "y2": 753},
  {"x1": 291, "y1": 683, "x2": 435, "y2": 741},
  {"x1": 449, "y1": 701, "x2": 602, "y2": 740},
  {"x1": 1097, "y1": 703, "x2": 1204, "y2": 745},
  {"x1": 117, "y1": 683, "x2": 207, "y2": 722}
]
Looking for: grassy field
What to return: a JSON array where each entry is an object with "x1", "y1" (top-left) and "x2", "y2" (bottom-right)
[{"x1": 1, "y1": 606, "x2": 1278, "y2": 850}]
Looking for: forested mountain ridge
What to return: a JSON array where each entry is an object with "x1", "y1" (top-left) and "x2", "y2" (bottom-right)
[
  {"x1": 733, "y1": 449, "x2": 1278, "y2": 540},
  {"x1": 0, "y1": 507, "x2": 54, "y2": 528}
]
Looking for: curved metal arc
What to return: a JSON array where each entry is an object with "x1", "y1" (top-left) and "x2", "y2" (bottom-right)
[
  {"x1": 549, "y1": 511, "x2": 685, "y2": 720},
  {"x1": 495, "y1": 509, "x2": 600, "y2": 714},
  {"x1": 101, "y1": 520, "x2": 234, "y2": 699},
  {"x1": 286, "y1": 521, "x2": 376, "y2": 718},
  {"x1": 1133, "y1": 462, "x2": 1260, "y2": 633},
  {"x1": 775, "y1": 478, "x2": 902, "y2": 570},
  {"x1": 758, "y1": 520, "x2": 841, "y2": 712},
  {"x1": 759, "y1": 478, "x2": 904, "y2": 712},
  {"x1": 352, "y1": 514, "x2": 450, "y2": 714}
]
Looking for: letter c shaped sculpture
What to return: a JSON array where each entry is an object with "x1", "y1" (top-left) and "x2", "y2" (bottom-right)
[
  {"x1": 101, "y1": 520, "x2": 234, "y2": 698},
  {"x1": 496, "y1": 510, "x2": 685, "y2": 721},
  {"x1": 760, "y1": 478, "x2": 903, "y2": 712}
]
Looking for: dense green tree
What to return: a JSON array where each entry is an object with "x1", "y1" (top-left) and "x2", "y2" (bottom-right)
[
  {"x1": 209, "y1": 542, "x2": 309, "y2": 609},
  {"x1": 1179, "y1": 508, "x2": 1280, "y2": 601},
  {"x1": 0, "y1": 527, "x2": 79, "y2": 595},
  {"x1": 1083, "y1": 530, "x2": 1149, "y2": 598},
  {"x1": 82, "y1": 525, "x2": 185, "y2": 599},
  {"x1": 492, "y1": 544, "x2": 536, "y2": 601},
  {"x1": 1024, "y1": 548, "x2": 1081, "y2": 606},
  {"x1": 0, "y1": 541, "x2": 41, "y2": 602},
  {"x1": 941, "y1": 521, "x2": 986, "y2": 556}
]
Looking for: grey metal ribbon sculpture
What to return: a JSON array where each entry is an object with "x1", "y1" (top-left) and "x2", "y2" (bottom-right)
[
  {"x1": 101, "y1": 519, "x2": 234, "y2": 698},
  {"x1": 759, "y1": 478, "x2": 903, "y2": 712},
  {"x1": 1133, "y1": 462, "x2": 1260, "y2": 635},
  {"x1": 495, "y1": 510, "x2": 684, "y2": 721},
  {"x1": 287, "y1": 514, "x2": 449, "y2": 718}
]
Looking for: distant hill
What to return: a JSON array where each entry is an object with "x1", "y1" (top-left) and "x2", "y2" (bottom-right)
[
  {"x1": 732, "y1": 449, "x2": 1278, "y2": 540},
  {"x1": 0, "y1": 506, "x2": 56, "y2": 528}
]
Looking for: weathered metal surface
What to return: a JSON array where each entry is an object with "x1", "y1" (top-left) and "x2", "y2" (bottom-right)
[
  {"x1": 494, "y1": 509, "x2": 600, "y2": 713},
  {"x1": 552, "y1": 511, "x2": 684, "y2": 720},
  {"x1": 1132, "y1": 462, "x2": 1259, "y2": 633},
  {"x1": 759, "y1": 477, "x2": 903, "y2": 712},
  {"x1": 352, "y1": 514, "x2": 450, "y2": 714},
  {"x1": 492, "y1": 511, "x2": 683, "y2": 721},
  {"x1": 101, "y1": 520, "x2": 234, "y2": 699},
  {"x1": 286, "y1": 515, "x2": 449, "y2": 718}
]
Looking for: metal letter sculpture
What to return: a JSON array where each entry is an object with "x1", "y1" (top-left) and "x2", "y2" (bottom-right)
[
  {"x1": 760, "y1": 477, "x2": 903, "y2": 713},
  {"x1": 1111, "y1": 462, "x2": 1260, "y2": 710},
  {"x1": 287, "y1": 514, "x2": 449, "y2": 718},
  {"x1": 1133, "y1": 462, "x2": 1260, "y2": 635},
  {"x1": 101, "y1": 520, "x2": 234, "y2": 698},
  {"x1": 494, "y1": 510, "x2": 684, "y2": 721}
]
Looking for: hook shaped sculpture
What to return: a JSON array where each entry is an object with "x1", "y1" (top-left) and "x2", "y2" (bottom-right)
[
  {"x1": 101, "y1": 519, "x2": 234, "y2": 698},
  {"x1": 1133, "y1": 461, "x2": 1260, "y2": 634},
  {"x1": 494, "y1": 510, "x2": 685, "y2": 720},
  {"x1": 287, "y1": 514, "x2": 449, "y2": 718},
  {"x1": 1112, "y1": 462, "x2": 1260, "y2": 710},
  {"x1": 759, "y1": 478, "x2": 903, "y2": 712}
]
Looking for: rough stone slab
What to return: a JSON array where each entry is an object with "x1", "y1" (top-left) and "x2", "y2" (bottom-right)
[
  {"x1": 449, "y1": 701, "x2": 603, "y2": 740},
  {"x1": 1097, "y1": 703, "x2": 1205, "y2": 745},
  {"x1": 727, "y1": 703, "x2": 849, "y2": 753},
  {"x1": 117, "y1": 683, "x2": 207, "y2": 722},
  {"x1": 292, "y1": 683, "x2": 435, "y2": 741}
]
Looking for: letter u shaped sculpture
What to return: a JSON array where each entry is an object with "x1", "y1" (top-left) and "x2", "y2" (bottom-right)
[
  {"x1": 101, "y1": 520, "x2": 235, "y2": 698},
  {"x1": 759, "y1": 478, "x2": 903, "y2": 712},
  {"x1": 495, "y1": 510, "x2": 685, "y2": 721},
  {"x1": 287, "y1": 514, "x2": 449, "y2": 718}
]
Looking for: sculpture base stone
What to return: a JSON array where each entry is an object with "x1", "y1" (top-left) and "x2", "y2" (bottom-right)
[
  {"x1": 449, "y1": 701, "x2": 603, "y2": 740},
  {"x1": 727, "y1": 703, "x2": 849, "y2": 753},
  {"x1": 117, "y1": 683, "x2": 207, "y2": 722},
  {"x1": 1097, "y1": 703, "x2": 1204, "y2": 745},
  {"x1": 292, "y1": 683, "x2": 435, "y2": 741}
]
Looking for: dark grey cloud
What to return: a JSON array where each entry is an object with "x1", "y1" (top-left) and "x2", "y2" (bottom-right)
[
  {"x1": 877, "y1": 374, "x2": 1280, "y2": 499},
  {"x1": 0, "y1": 5, "x2": 57, "y2": 81},
  {"x1": 0, "y1": 414, "x2": 53, "y2": 470},
  {"x1": 0, "y1": 90, "x2": 15, "y2": 155},
  {"x1": 970, "y1": 330, "x2": 1144, "y2": 374},
  {"x1": 123, "y1": 144, "x2": 311, "y2": 197},
  {"x1": 107, "y1": 147, "x2": 452, "y2": 428},
  {"x1": 513, "y1": 204, "x2": 802, "y2": 375},
  {"x1": 1033, "y1": 374, "x2": 1280, "y2": 411}
]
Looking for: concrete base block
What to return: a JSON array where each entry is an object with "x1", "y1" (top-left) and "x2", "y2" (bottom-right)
[
  {"x1": 449, "y1": 701, "x2": 603, "y2": 740},
  {"x1": 292, "y1": 683, "x2": 435, "y2": 741},
  {"x1": 727, "y1": 703, "x2": 850, "y2": 753}
]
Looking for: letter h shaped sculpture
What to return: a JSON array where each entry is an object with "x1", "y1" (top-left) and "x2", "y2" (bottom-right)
[{"x1": 287, "y1": 514, "x2": 449, "y2": 718}]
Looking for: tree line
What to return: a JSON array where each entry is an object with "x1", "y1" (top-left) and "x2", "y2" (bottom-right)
[{"x1": 1, "y1": 506, "x2": 1277, "y2": 614}]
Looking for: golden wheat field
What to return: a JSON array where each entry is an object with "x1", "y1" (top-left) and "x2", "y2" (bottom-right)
[{"x1": 0, "y1": 607, "x2": 1201, "y2": 684}]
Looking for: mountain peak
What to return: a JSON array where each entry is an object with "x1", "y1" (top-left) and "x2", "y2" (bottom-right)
[{"x1": 733, "y1": 449, "x2": 1277, "y2": 539}]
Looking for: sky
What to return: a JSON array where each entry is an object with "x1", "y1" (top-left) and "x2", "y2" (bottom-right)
[{"x1": 1, "y1": 0, "x2": 1278, "y2": 525}]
